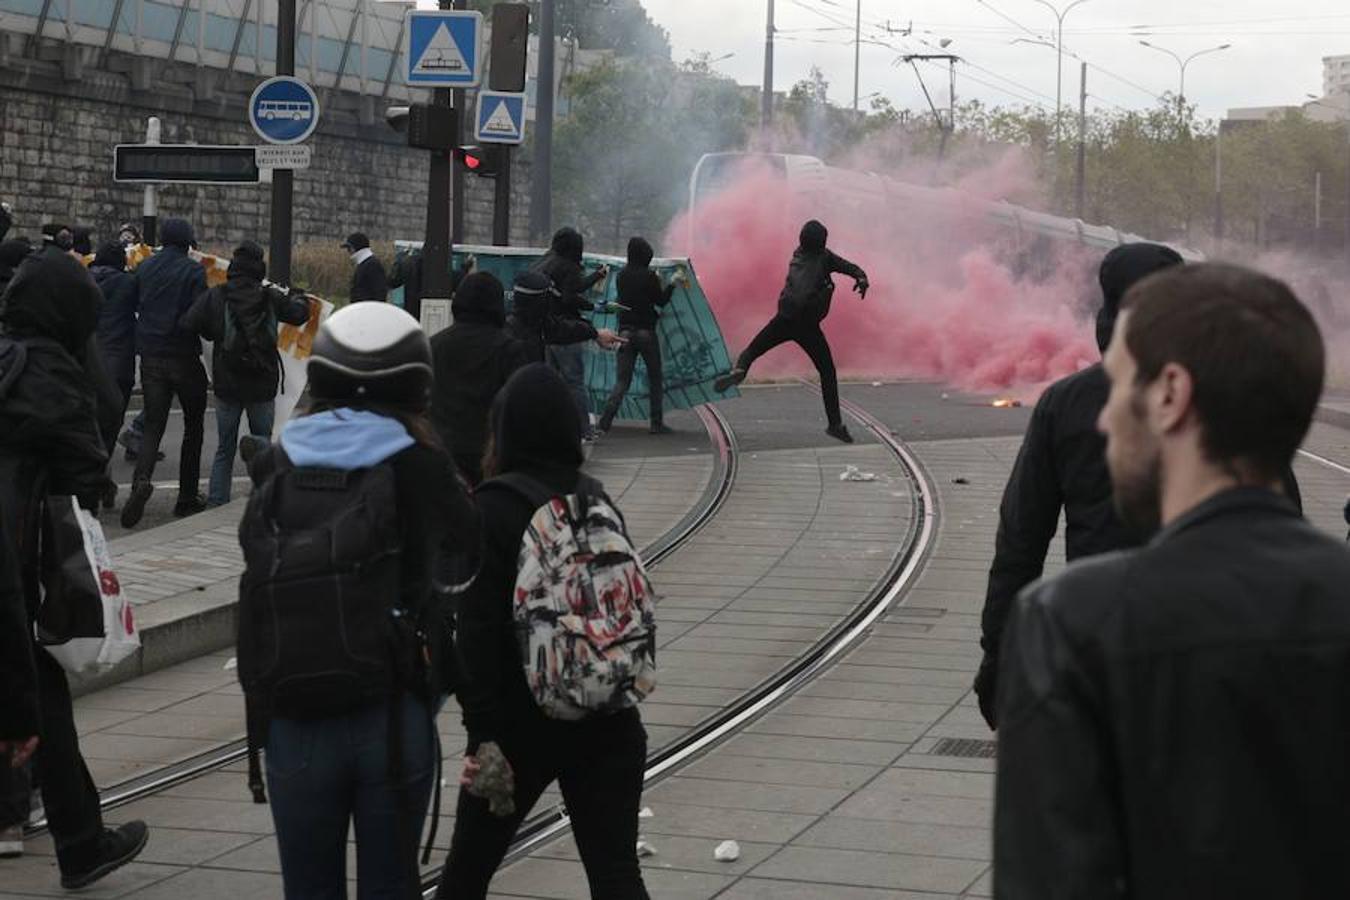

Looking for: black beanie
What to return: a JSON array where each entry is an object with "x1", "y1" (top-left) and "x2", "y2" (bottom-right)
[
  {"x1": 452, "y1": 271, "x2": 506, "y2": 327},
  {"x1": 160, "y1": 217, "x2": 195, "y2": 249},
  {"x1": 491, "y1": 363, "x2": 584, "y2": 473},
  {"x1": 1095, "y1": 243, "x2": 1184, "y2": 351},
  {"x1": 92, "y1": 241, "x2": 126, "y2": 271}
]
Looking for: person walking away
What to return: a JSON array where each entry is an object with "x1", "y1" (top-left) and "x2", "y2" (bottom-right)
[
  {"x1": 597, "y1": 237, "x2": 681, "y2": 436},
  {"x1": 90, "y1": 242, "x2": 138, "y2": 449},
  {"x1": 973, "y1": 243, "x2": 1181, "y2": 728},
  {"x1": 532, "y1": 227, "x2": 608, "y2": 439},
  {"x1": 0, "y1": 247, "x2": 149, "y2": 888},
  {"x1": 237, "y1": 302, "x2": 479, "y2": 899},
  {"x1": 180, "y1": 241, "x2": 310, "y2": 507},
  {"x1": 342, "y1": 232, "x2": 389, "y2": 304},
  {"x1": 429, "y1": 272, "x2": 530, "y2": 486},
  {"x1": 714, "y1": 219, "x2": 869, "y2": 443},
  {"x1": 995, "y1": 263, "x2": 1350, "y2": 899},
  {"x1": 436, "y1": 363, "x2": 653, "y2": 899},
  {"x1": 121, "y1": 218, "x2": 209, "y2": 527},
  {"x1": 507, "y1": 271, "x2": 622, "y2": 366}
]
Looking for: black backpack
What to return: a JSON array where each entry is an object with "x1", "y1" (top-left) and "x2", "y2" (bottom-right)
[
  {"x1": 236, "y1": 451, "x2": 419, "y2": 799},
  {"x1": 778, "y1": 251, "x2": 834, "y2": 321},
  {"x1": 221, "y1": 288, "x2": 282, "y2": 385}
]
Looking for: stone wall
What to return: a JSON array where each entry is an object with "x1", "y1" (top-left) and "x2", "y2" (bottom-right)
[{"x1": 0, "y1": 48, "x2": 532, "y2": 256}]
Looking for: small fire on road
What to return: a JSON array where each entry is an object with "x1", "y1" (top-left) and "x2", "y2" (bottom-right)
[{"x1": 991, "y1": 398, "x2": 1023, "y2": 409}]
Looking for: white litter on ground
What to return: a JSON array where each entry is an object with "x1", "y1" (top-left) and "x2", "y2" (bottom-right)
[
  {"x1": 636, "y1": 839, "x2": 656, "y2": 857},
  {"x1": 638, "y1": 807, "x2": 654, "y2": 819},
  {"x1": 840, "y1": 465, "x2": 878, "y2": 482},
  {"x1": 713, "y1": 840, "x2": 741, "y2": 862},
  {"x1": 223, "y1": 657, "x2": 237, "y2": 671}
]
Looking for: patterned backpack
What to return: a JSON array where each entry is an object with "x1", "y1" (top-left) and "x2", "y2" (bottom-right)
[{"x1": 481, "y1": 473, "x2": 657, "y2": 720}]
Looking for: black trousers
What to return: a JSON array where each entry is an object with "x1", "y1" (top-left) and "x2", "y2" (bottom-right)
[
  {"x1": 437, "y1": 710, "x2": 649, "y2": 900},
  {"x1": 33, "y1": 648, "x2": 105, "y2": 873},
  {"x1": 600, "y1": 329, "x2": 663, "y2": 429},
  {"x1": 737, "y1": 315, "x2": 841, "y2": 427},
  {"x1": 132, "y1": 355, "x2": 208, "y2": 499}
]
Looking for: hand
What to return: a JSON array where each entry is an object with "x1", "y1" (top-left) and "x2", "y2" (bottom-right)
[
  {"x1": 596, "y1": 264, "x2": 610, "y2": 278},
  {"x1": 1, "y1": 736, "x2": 38, "y2": 768},
  {"x1": 596, "y1": 328, "x2": 625, "y2": 349},
  {"x1": 464, "y1": 254, "x2": 477, "y2": 273},
  {"x1": 459, "y1": 754, "x2": 480, "y2": 787},
  {"x1": 854, "y1": 278, "x2": 870, "y2": 299}
]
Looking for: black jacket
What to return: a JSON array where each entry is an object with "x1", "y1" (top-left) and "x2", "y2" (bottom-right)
[
  {"x1": 505, "y1": 286, "x2": 598, "y2": 364},
  {"x1": 995, "y1": 487, "x2": 1350, "y2": 899},
  {"x1": 776, "y1": 247, "x2": 866, "y2": 322},
  {"x1": 134, "y1": 245, "x2": 207, "y2": 358},
  {"x1": 349, "y1": 254, "x2": 389, "y2": 304},
  {"x1": 533, "y1": 228, "x2": 604, "y2": 321},
  {"x1": 615, "y1": 236, "x2": 673, "y2": 331},
  {"x1": 388, "y1": 250, "x2": 424, "y2": 320},
  {"x1": 430, "y1": 274, "x2": 530, "y2": 477},
  {"x1": 91, "y1": 264, "x2": 138, "y2": 389},
  {"x1": 181, "y1": 276, "x2": 310, "y2": 403}
]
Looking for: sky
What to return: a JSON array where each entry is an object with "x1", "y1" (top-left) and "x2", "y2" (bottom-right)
[{"x1": 638, "y1": 1, "x2": 1350, "y2": 122}]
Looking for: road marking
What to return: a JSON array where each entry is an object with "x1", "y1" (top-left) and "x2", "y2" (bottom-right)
[{"x1": 1298, "y1": 448, "x2": 1350, "y2": 478}]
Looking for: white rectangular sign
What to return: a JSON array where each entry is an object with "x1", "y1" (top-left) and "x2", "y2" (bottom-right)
[{"x1": 255, "y1": 144, "x2": 312, "y2": 170}]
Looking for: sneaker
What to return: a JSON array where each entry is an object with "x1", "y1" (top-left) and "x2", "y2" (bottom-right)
[
  {"x1": 59, "y1": 821, "x2": 149, "y2": 890},
  {"x1": 0, "y1": 824, "x2": 21, "y2": 859},
  {"x1": 120, "y1": 481, "x2": 153, "y2": 528},
  {"x1": 826, "y1": 423, "x2": 855, "y2": 444},
  {"x1": 713, "y1": 368, "x2": 746, "y2": 393},
  {"x1": 649, "y1": 423, "x2": 674, "y2": 435},
  {"x1": 173, "y1": 494, "x2": 208, "y2": 518},
  {"x1": 27, "y1": 788, "x2": 43, "y2": 826}
]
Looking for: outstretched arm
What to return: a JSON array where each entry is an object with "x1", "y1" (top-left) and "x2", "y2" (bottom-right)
[{"x1": 828, "y1": 251, "x2": 869, "y2": 297}]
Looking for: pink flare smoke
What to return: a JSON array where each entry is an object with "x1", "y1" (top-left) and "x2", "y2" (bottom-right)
[{"x1": 666, "y1": 164, "x2": 1101, "y2": 397}]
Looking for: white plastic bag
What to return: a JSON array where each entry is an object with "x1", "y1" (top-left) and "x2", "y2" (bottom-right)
[{"x1": 39, "y1": 497, "x2": 139, "y2": 674}]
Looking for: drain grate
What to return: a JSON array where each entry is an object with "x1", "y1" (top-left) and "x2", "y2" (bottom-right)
[{"x1": 930, "y1": 737, "x2": 998, "y2": 758}]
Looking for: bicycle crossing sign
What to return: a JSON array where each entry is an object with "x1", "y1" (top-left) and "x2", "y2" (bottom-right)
[
  {"x1": 475, "y1": 90, "x2": 526, "y2": 145},
  {"x1": 248, "y1": 76, "x2": 320, "y2": 145},
  {"x1": 405, "y1": 10, "x2": 483, "y2": 88}
]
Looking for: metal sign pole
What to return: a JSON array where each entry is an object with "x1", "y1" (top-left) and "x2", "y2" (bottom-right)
[
  {"x1": 269, "y1": 0, "x2": 297, "y2": 285},
  {"x1": 142, "y1": 116, "x2": 160, "y2": 245},
  {"x1": 493, "y1": 147, "x2": 511, "y2": 245}
]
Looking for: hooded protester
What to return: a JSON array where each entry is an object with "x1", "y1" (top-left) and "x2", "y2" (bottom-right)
[
  {"x1": 180, "y1": 240, "x2": 311, "y2": 507},
  {"x1": 973, "y1": 242, "x2": 1303, "y2": 729},
  {"x1": 90, "y1": 242, "x2": 138, "y2": 419},
  {"x1": 71, "y1": 227, "x2": 93, "y2": 258},
  {"x1": 715, "y1": 219, "x2": 869, "y2": 443},
  {"x1": 122, "y1": 217, "x2": 209, "y2": 528},
  {"x1": 531, "y1": 227, "x2": 609, "y2": 438},
  {"x1": 597, "y1": 236, "x2": 679, "y2": 435},
  {"x1": 429, "y1": 272, "x2": 530, "y2": 485},
  {"x1": 0, "y1": 246, "x2": 150, "y2": 890},
  {"x1": 436, "y1": 363, "x2": 650, "y2": 900},
  {"x1": 342, "y1": 232, "x2": 389, "y2": 304},
  {"x1": 40, "y1": 223, "x2": 73, "y2": 252},
  {"x1": 506, "y1": 270, "x2": 618, "y2": 367},
  {"x1": 239, "y1": 302, "x2": 478, "y2": 900}
]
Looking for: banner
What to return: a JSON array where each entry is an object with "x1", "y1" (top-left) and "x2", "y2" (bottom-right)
[{"x1": 392, "y1": 243, "x2": 740, "y2": 420}]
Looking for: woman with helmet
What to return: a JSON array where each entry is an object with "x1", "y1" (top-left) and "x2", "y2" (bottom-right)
[{"x1": 237, "y1": 302, "x2": 479, "y2": 899}]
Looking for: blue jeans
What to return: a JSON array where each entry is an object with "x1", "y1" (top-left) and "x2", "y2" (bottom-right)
[
  {"x1": 266, "y1": 694, "x2": 437, "y2": 900},
  {"x1": 546, "y1": 341, "x2": 590, "y2": 432},
  {"x1": 209, "y1": 398, "x2": 275, "y2": 506}
]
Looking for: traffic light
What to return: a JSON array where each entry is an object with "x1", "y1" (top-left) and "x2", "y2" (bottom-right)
[{"x1": 454, "y1": 145, "x2": 505, "y2": 177}]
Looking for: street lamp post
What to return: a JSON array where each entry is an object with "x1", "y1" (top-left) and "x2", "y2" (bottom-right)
[
  {"x1": 1031, "y1": 0, "x2": 1091, "y2": 144},
  {"x1": 1304, "y1": 94, "x2": 1350, "y2": 260},
  {"x1": 1137, "y1": 41, "x2": 1231, "y2": 110}
]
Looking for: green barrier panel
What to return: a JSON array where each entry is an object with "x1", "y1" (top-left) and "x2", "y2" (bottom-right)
[{"x1": 393, "y1": 243, "x2": 740, "y2": 420}]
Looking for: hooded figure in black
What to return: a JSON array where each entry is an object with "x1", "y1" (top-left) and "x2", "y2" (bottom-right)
[
  {"x1": 531, "y1": 227, "x2": 609, "y2": 436},
  {"x1": 597, "y1": 236, "x2": 677, "y2": 435},
  {"x1": 0, "y1": 246, "x2": 150, "y2": 888},
  {"x1": 90, "y1": 241, "x2": 138, "y2": 415},
  {"x1": 973, "y1": 242, "x2": 1298, "y2": 729},
  {"x1": 505, "y1": 270, "x2": 602, "y2": 365},
  {"x1": 439, "y1": 363, "x2": 650, "y2": 900},
  {"x1": 715, "y1": 219, "x2": 869, "y2": 443},
  {"x1": 429, "y1": 272, "x2": 530, "y2": 485}
]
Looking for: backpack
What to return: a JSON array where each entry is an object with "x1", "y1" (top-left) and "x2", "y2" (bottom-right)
[
  {"x1": 221, "y1": 288, "x2": 281, "y2": 382},
  {"x1": 778, "y1": 251, "x2": 834, "y2": 321},
  {"x1": 481, "y1": 473, "x2": 657, "y2": 720},
  {"x1": 236, "y1": 450, "x2": 423, "y2": 799}
]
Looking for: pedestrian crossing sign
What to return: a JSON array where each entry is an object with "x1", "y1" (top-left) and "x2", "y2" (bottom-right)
[
  {"x1": 405, "y1": 9, "x2": 482, "y2": 87},
  {"x1": 475, "y1": 90, "x2": 526, "y2": 145}
]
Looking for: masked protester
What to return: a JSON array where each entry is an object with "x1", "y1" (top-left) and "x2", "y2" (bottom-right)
[
  {"x1": 995, "y1": 263, "x2": 1350, "y2": 898},
  {"x1": 715, "y1": 219, "x2": 869, "y2": 443},
  {"x1": 597, "y1": 237, "x2": 680, "y2": 436},
  {"x1": 531, "y1": 227, "x2": 609, "y2": 439},
  {"x1": 0, "y1": 247, "x2": 149, "y2": 889}
]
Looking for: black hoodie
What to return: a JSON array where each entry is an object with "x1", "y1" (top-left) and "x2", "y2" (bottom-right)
[
  {"x1": 90, "y1": 241, "x2": 138, "y2": 389},
  {"x1": 456, "y1": 364, "x2": 609, "y2": 751},
  {"x1": 615, "y1": 236, "x2": 675, "y2": 331},
  {"x1": 776, "y1": 219, "x2": 867, "y2": 323},
  {"x1": 532, "y1": 226, "x2": 605, "y2": 320},
  {"x1": 180, "y1": 242, "x2": 311, "y2": 403},
  {"x1": 429, "y1": 272, "x2": 530, "y2": 480}
]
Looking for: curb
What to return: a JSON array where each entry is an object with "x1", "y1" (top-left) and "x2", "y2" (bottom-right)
[{"x1": 1316, "y1": 403, "x2": 1350, "y2": 432}]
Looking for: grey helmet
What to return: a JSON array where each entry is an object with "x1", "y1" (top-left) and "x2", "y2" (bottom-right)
[{"x1": 308, "y1": 302, "x2": 432, "y2": 406}]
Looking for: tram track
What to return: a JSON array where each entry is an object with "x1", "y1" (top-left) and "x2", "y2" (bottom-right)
[
  {"x1": 25, "y1": 403, "x2": 739, "y2": 837},
  {"x1": 417, "y1": 390, "x2": 938, "y2": 895}
]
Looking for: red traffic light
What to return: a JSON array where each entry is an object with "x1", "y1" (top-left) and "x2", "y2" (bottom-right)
[{"x1": 454, "y1": 145, "x2": 492, "y2": 174}]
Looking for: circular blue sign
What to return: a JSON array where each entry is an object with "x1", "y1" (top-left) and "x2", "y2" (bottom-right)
[{"x1": 249, "y1": 76, "x2": 321, "y2": 145}]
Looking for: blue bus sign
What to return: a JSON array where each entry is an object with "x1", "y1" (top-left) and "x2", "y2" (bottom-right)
[{"x1": 249, "y1": 76, "x2": 320, "y2": 145}]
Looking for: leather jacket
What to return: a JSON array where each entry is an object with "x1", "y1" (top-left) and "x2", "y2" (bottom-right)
[{"x1": 995, "y1": 487, "x2": 1350, "y2": 899}]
